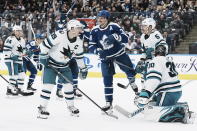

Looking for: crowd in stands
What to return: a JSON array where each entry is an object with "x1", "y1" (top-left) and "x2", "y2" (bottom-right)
[{"x1": 0, "y1": 0, "x2": 197, "y2": 54}]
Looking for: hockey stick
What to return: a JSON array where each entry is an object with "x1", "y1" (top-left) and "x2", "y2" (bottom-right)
[
  {"x1": 65, "y1": 0, "x2": 77, "y2": 17},
  {"x1": 114, "y1": 60, "x2": 136, "y2": 89},
  {"x1": 48, "y1": 65, "x2": 118, "y2": 119},
  {"x1": 0, "y1": 74, "x2": 9, "y2": 83}
]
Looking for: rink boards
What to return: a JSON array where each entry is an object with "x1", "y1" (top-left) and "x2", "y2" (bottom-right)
[{"x1": 0, "y1": 54, "x2": 197, "y2": 80}]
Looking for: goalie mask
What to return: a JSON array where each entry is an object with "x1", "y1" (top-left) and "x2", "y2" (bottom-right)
[{"x1": 155, "y1": 44, "x2": 167, "y2": 56}]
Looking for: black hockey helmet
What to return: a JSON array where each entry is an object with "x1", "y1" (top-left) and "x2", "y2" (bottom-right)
[{"x1": 155, "y1": 44, "x2": 167, "y2": 56}]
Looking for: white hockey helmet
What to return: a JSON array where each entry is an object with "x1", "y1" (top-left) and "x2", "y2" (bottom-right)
[
  {"x1": 12, "y1": 25, "x2": 22, "y2": 31},
  {"x1": 67, "y1": 20, "x2": 83, "y2": 30},
  {"x1": 141, "y1": 18, "x2": 156, "y2": 29}
]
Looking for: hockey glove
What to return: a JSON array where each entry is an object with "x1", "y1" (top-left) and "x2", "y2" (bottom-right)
[
  {"x1": 135, "y1": 60, "x2": 146, "y2": 73},
  {"x1": 135, "y1": 89, "x2": 152, "y2": 108},
  {"x1": 10, "y1": 54, "x2": 19, "y2": 61},
  {"x1": 98, "y1": 50, "x2": 106, "y2": 60},
  {"x1": 79, "y1": 67, "x2": 88, "y2": 80},
  {"x1": 37, "y1": 62, "x2": 43, "y2": 71},
  {"x1": 145, "y1": 48, "x2": 154, "y2": 59}
]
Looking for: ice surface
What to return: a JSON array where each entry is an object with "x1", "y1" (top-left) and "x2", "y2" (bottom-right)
[{"x1": 0, "y1": 76, "x2": 196, "y2": 131}]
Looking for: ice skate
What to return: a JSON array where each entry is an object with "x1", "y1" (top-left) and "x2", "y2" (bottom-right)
[
  {"x1": 37, "y1": 105, "x2": 50, "y2": 119},
  {"x1": 18, "y1": 88, "x2": 34, "y2": 96},
  {"x1": 56, "y1": 88, "x2": 63, "y2": 100},
  {"x1": 27, "y1": 83, "x2": 37, "y2": 91},
  {"x1": 101, "y1": 102, "x2": 113, "y2": 115},
  {"x1": 182, "y1": 104, "x2": 196, "y2": 124},
  {"x1": 6, "y1": 87, "x2": 19, "y2": 97},
  {"x1": 74, "y1": 89, "x2": 82, "y2": 99},
  {"x1": 67, "y1": 106, "x2": 79, "y2": 117},
  {"x1": 130, "y1": 82, "x2": 138, "y2": 94}
]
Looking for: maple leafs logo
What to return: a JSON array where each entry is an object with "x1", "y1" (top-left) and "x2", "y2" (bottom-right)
[{"x1": 60, "y1": 47, "x2": 72, "y2": 58}]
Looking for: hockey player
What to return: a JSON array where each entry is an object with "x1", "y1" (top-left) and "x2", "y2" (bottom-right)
[
  {"x1": 135, "y1": 44, "x2": 195, "y2": 124},
  {"x1": 56, "y1": 21, "x2": 90, "y2": 99},
  {"x1": 3, "y1": 25, "x2": 34, "y2": 96},
  {"x1": 38, "y1": 19, "x2": 88, "y2": 119},
  {"x1": 23, "y1": 34, "x2": 44, "y2": 91},
  {"x1": 135, "y1": 18, "x2": 168, "y2": 88},
  {"x1": 89, "y1": 10, "x2": 138, "y2": 113}
]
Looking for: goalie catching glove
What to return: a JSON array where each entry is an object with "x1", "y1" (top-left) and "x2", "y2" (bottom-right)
[
  {"x1": 79, "y1": 66, "x2": 88, "y2": 80},
  {"x1": 134, "y1": 89, "x2": 152, "y2": 108}
]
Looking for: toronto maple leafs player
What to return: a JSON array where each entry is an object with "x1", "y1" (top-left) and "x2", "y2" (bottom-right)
[
  {"x1": 23, "y1": 34, "x2": 44, "y2": 91},
  {"x1": 135, "y1": 18, "x2": 168, "y2": 88},
  {"x1": 89, "y1": 10, "x2": 138, "y2": 113},
  {"x1": 38, "y1": 20, "x2": 88, "y2": 119},
  {"x1": 135, "y1": 44, "x2": 195, "y2": 124},
  {"x1": 3, "y1": 25, "x2": 34, "y2": 96}
]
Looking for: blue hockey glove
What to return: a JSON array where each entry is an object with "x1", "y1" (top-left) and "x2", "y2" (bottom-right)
[
  {"x1": 79, "y1": 67, "x2": 88, "y2": 80},
  {"x1": 135, "y1": 60, "x2": 146, "y2": 73},
  {"x1": 135, "y1": 89, "x2": 152, "y2": 108},
  {"x1": 10, "y1": 54, "x2": 19, "y2": 61},
  {"x1": 37, "y1": 62, "x2": 43, "y2": 71},
  {"x1": 98, "y1": 50, "x2": 106, "y2": 60}
]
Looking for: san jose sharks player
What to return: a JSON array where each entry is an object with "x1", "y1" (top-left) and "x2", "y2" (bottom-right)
[
  {"x1": 3, "y1": 25, "x2": 34, "y2": 96},
  {"x1": 56, "y1": 21, "x2": 90, "y2": 99},
  {"x1": 135, "y1": 18, "x2": 168, "y2": 89},
  {"x1": 38, "y1": 20, "x2": 88, "y2": 119},
  {"x1": 135, "y1": 44, "x2": 195, "y2": 124},
  {"x1": 89, "y1": 10, "x2": 138, "y2": 113},
  {"x1": 23, "y1": 34, "x2": 44, "y2": 91}
]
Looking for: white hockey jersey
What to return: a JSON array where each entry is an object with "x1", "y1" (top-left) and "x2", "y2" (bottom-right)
[
  {"x1": 3, "y1": 35, "x2": 26, "y2": 63},
  {"x1": 39, "y1": 30, "x2": 85, "y2": 68},
  {"x1": 145, "y1": 56, "x2": 181, "y2": 94},
  {"x1": 140, "y1": 30, "x2": 168, "y2": 59}
]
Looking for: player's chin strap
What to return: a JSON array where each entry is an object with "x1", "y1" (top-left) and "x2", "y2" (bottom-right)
[{"x1": 48, "y1": 65, "x2": 118, "y2": 119}]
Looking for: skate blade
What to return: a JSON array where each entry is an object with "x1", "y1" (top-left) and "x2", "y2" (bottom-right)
[
  {"x1": 70, "y1": 113, "x2": 79, "y2": 117},
  {"x1": 74, "y1": 96, "x2": 83, "y2": 100},
  {"x1": 6, "y1": 94, "x2": 21, "y2": 99},
  {"x1": 56, "y1": 96, "x2": 64, "y2": 101},
  {"x1": 37, "y1": 114, "x2": 48, "y2": 119}
]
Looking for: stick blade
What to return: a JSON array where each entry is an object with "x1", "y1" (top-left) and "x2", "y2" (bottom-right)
[
  {"x1": 114, "y1": 105, "x2": 131, "y2": 118},
  {"x1": 117, "y1": 83, "x2": 127, "y2": 89}
]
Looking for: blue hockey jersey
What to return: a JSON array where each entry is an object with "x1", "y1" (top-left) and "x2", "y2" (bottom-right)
[
  {"x1": 25, "y1": 40, "x2": 40, "y2": 62},
  {"x1": 89, "y1": 22, "x2": 128, "y2": 57}
]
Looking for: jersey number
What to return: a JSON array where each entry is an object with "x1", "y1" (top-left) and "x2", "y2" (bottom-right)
[
  {"x1": 51, "y1": 33, "x2": 57, "y2": 39},
  {"x1": 155, "y1": 34, "x2": 160, "y2": 39},
  {"x1": 166, "y1": 62, "x2": 178, "y2": 77}
]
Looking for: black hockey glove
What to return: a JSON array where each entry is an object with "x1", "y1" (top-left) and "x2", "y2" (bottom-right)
[
  {"x1": 79, "y1": 66, "x2": 88, "y2": 80},
  {"x1": 10, "y1": 54, "x2": 19, "y2": 61},
  {"x1": 135, "y1": 60, "x2": 146, "y2": 73}
]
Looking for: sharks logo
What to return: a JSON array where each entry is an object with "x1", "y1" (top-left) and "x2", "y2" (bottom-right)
[
  {"x1": 60, "y1": 47, "x2": 72, "y2": 59},
  {"x1": 17, "y1": 45, "x2": 23, "y2": 53}
]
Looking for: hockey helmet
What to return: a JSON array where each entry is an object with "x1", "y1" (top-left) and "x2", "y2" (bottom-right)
[
  {"x1": 67, "y1": 19, "x2": 83, "y2": 31},
  {"x1": 97, "y1": 10, "x2": 110, "y2": 19},
  {"x1": 155, "y1": 44, "x2": 167, "y2": 56},
  {"x1": 12, "y1": 25, "x2": 22, "y2": 31},
  {"x1": 141, "y1": 18, "x2": 156, "y2": 29}
]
